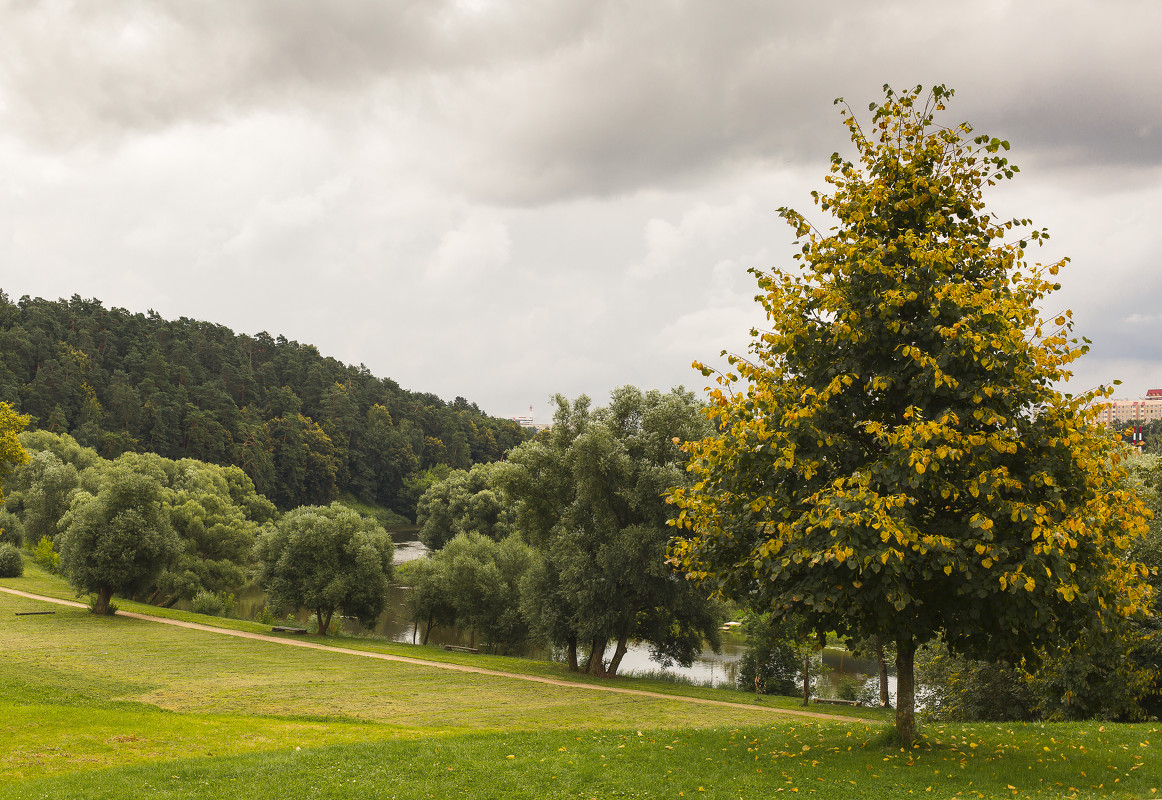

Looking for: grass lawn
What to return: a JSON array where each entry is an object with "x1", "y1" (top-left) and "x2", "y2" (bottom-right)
[{"x1": 1, "y1": 563, "x2": 1159, "y2": 798}]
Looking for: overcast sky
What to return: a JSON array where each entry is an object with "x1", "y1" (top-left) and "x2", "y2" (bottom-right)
[{"x1": 1, "y1": 1, "x2": 1159, "y2": 422}]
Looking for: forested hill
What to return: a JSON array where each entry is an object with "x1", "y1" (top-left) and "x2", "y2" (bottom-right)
[{"x1": 0, "y1": 292, "x2": 529, "y2": 518}]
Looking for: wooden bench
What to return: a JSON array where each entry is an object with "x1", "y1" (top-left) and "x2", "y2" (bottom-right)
[
  {"x1": 812, "y1": 697, "x2": 861, "y2": 706},
  {"x1": 15, "y1": 611, "x2": 55, "y2": 616},
  {"x1": 443, "y1": 644, "x2": 480, "y2": 654},
  {"x1": 271, "y1": 626, "x2": 308, "y2": 634}
]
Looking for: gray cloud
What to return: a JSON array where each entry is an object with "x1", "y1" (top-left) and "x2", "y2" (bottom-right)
[
  {"x1": 4, "y1": 1, "x2": 1159, "y2": 201},
  {"x1": 1, "y1": 0, "x2": 1160, "y2": 420}
]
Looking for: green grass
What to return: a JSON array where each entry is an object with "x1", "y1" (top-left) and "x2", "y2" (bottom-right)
[
  {"x1": 335, "y1": 492, "x2": 413, "y2": 528},
  {"x1": 0, "y1": 559, "x2": 878, "y2": 717},
  {"x1": 2, "y1": 563, "x2": 1159, "y2": 798}
]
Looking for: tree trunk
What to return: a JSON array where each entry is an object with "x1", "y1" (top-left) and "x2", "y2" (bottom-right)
[
  {"x1": 93, "y1": 585, "x2": 114, "y2": 615},
  {"x1": 802, "y1": 650, "x2": 811, "y2": 706},
  {"x1": 876, "y1": 635, "x2": 890, "y2": 708},
  {"x1": 566, "y1": 635, "x2": 579, "y2": 672},
  {"x1": 588, "y1": 639, "x2": 608, "y2": 677},
  {"x1": 895, "y1": 635, "x2": 916, "y2": 743},
  {"x1": 606, "y1": 635, "x2": 629, "y2": 677},
  {"x1": 319, "y1": 608, "x2": 334, "y2": 636},
  {"x1": 422, "y1": 609, "x2": 434, "y2": 645},
  {"x1": 581, "y1": 641, "x2": 599, "y2": 669}
]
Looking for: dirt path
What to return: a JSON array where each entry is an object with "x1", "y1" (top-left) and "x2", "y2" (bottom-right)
[{"x1": 1, "y1": 585, "x2": 868, "y2": 723}]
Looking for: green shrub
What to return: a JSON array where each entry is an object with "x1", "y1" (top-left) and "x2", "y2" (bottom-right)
[
  {"x1": 835, "y1": 674, "x2": 864, "y2": 702},
  {"x1": 736, "y1": 613, "x2": 802, "y2": 696},
  {"x1": 916, "y1": 639, "x2": 1037, "y2": 722},
  {"x1": 0, "y1": 543, "x2": 24, "y2": 577},
  {"x1": 308, "y1": 612, "x2": 344, "y2": 636},
  {"x1": 255, "y1": 604, "x2": 277, "y2": 625},
  {"x1": 191, "y1": 590, "x2": 226, "y2": 617},
  {"x1": 0, "y1": 509, "x2": 23, "y2": 547},
  {"x1": 33, "y1": 536, "x2": 59, "y2": 574}
]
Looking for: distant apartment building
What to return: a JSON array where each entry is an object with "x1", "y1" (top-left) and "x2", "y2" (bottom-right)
[
  {"x1": 1095, "y1": 389, "x2": 1162, "y2": 427},
  {"x1": 511, "y1": 414, "x2": 551, "y2": 432}
]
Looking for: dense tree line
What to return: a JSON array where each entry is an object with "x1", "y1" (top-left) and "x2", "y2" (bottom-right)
[
  {"x1": 0, "y1": 292, "x2": 529, "y2": 517},
  {"x1": 3, "y1": 430, "x2": 276, "y2": 611},
  {"x1": 403, "y1": 387, "x2": 724, "y2": 674}
]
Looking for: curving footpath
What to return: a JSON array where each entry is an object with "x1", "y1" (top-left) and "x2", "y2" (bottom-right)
[{"x1": 1, "y1": 585, "x2": 868, "y2": 724}]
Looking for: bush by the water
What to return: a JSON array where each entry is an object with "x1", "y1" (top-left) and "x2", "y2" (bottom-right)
[
  {"x1": 0, "y1": 542, "x2": 23, "y2": 577},
  {"x1": 915, "y1": 633, "x2": 1160, "y2": 722},
  {"x1": 191, "y1": 590, "x2": 226, "y2": 617},
  {"x1": 834, "y1": 674, "x2": 864, "y2": 702},
  {"x1": 736, "y1": 614, "x2": 801, "y2": 696}
]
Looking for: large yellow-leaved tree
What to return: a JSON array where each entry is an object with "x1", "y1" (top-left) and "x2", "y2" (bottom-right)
[{"x1": 668, "y1": 85, "x2": 1152, "y2": 742}]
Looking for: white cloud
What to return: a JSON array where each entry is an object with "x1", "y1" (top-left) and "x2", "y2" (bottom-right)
[
  {"x1": 628, "y1": 197, "x2": 756, "y2": 281},
  {"x1": 425, "y1": 212, "x2": 511, "y2": 283}
]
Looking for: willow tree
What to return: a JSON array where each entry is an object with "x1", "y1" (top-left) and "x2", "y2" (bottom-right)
[{"x1": 668, "y1": 85, "x2": 1152, "y2": 742}]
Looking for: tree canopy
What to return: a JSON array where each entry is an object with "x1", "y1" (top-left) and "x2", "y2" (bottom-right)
[
  {"x1": 4, "y1": 431, "x2": 276, "y2": 607},
  {"x1": 668, "y1": 85, "x2": 1152, "y2": 741},
  {"x1": 0, "y1": 292, "x2": 530, "y2": 517},
  {"x1": 416, "y1": 461, "x2": 511, "y2": 550},
  {"x1": 255, "y1": 502, "x2": 394, "y2": 634},
  {"x1": 401, "y1": 532, "x2": 534, "y2": 653},
  {"x1": 499, "y1": 386, "x2": 722, "y2": 676},
  {"x1": 57, "y1": 460, "x2": 182, "y2": 614}
]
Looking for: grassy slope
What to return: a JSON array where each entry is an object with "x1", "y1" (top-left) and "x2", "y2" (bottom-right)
[
  {"x1": 0, "y1": 560, "x2": 874, "y2": 715},
  {"x1": 1, "y1": 565, "x2": 1159, "y2": 798}
]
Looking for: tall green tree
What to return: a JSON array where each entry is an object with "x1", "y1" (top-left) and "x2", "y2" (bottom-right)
[
  {"x1": 254, "y1": 502, "x2": 393, "y2": 635},
  {"x1": 668, "y1": 85, "x2": 1152, "y2": 742},
  {"x1": 396, "y1": 555, "x2": 457, "y2": 645},
  {"x1": 431, "y1": 532, "x2": 534, "y2": 653},
  {"x1": 57, "y1": 460, "x2": 181, "y2": 615},
  {"x1": 502, "y1": 386, "x2": 722, "y2": 676},
  {"x1": 6, "y1": 450, "x2": 80, "y2": 545},
  {"x1": 416, "y1": 461, "x2": 511, "y2": 550}
]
